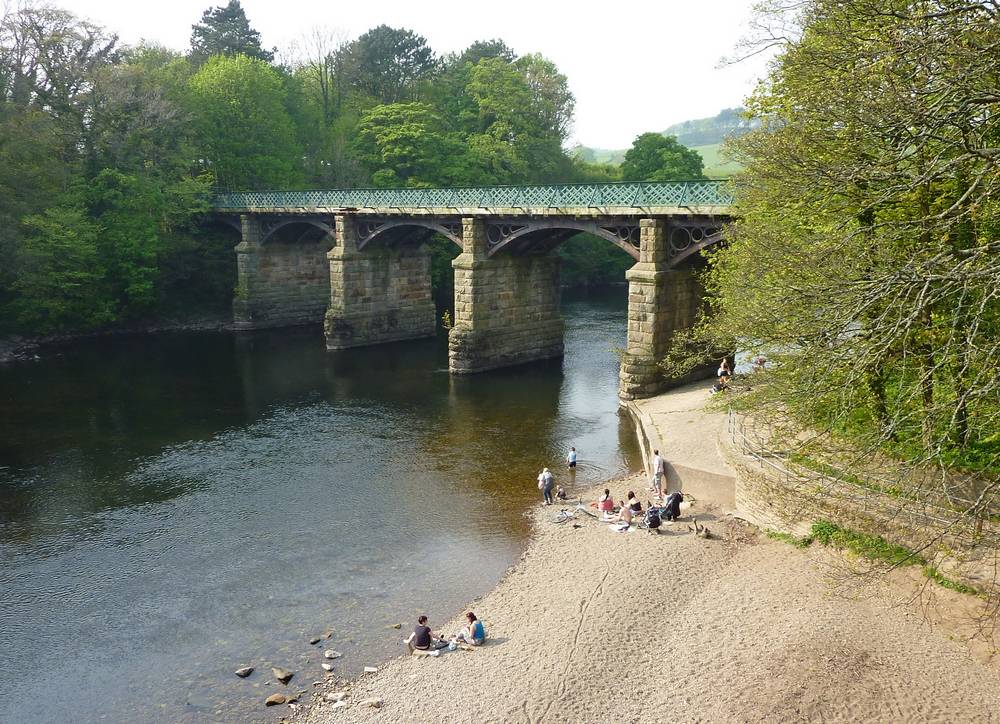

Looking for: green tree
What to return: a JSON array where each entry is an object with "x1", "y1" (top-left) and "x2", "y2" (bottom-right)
[
  {"x1": 189, "y1": 0, "x2": 273, "y2": 65},
  {"x1": 13, "y1": 206, "x2": 114, "y2": 332},
  {"x1": 354, "y1": 102, "x2": 471, "y2": 186},
  {"x1": 347, "y1": 25, "x2": 436, "y2": 104},
  {"x1": 669, "y1": 0, "x2": 1000, "y2": 482},
  {"x1": 187, "y1": 54, "x2": 302, "y2": 189},
  {"x1": 621, "y1": 133, "x2": 706, "y2": 181}
]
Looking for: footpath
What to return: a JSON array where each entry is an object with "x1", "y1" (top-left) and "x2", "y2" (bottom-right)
[{"x1": 297, "y1": 383, "x2": 1000, "y2": 724}]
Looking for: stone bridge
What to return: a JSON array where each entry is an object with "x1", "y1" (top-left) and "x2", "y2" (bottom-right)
[{"x1": 212, "y1": 182, "x2": 734, "y2": 399}]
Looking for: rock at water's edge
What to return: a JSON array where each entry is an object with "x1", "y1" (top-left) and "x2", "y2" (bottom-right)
[
  {"x1": 235, "y1": 666, "x2": 254, "y2": 678},
  {"x1": 309, "y1": 636, "x2": 321, "y2": 645},
  {"x1": 324, "y1": 650, "x2": 342, "y2": 660},
  {"x1": 271, "y1": 667, "x2": 294, "y2": 685},
  {"x1": 265, "y1": 694, "x2": 286, "y2": 706}
]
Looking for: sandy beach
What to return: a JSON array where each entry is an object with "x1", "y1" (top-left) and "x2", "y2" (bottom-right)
[{"x1": 295, "y1": 388, "x2": 1000, "y2": 723}]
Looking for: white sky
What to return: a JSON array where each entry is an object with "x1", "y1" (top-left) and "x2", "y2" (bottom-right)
[{"x1": 64, "y1": 0, "x2": 770, "y2": 149}]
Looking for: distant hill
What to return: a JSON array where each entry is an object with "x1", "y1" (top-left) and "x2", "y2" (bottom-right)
[
  {"x1": 573, "y1": 107, "x2": 755, "y2": 178},
  {"x1": 663, "y1": 107, "x2": 755, "y2": 148}
]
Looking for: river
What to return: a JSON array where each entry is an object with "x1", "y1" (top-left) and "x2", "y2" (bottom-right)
[{"x1": 0, "y1": 288, "x2": 641, "y2": 723}]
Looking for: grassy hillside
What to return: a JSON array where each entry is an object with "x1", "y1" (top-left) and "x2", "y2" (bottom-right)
[{"x1": 690, "y1": 143, "x2": 742, "y2": 179}]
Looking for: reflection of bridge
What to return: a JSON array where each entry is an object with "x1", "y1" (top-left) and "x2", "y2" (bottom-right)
[{"x1": 213, "y1": 182, "x2": 734, "y2": 399}]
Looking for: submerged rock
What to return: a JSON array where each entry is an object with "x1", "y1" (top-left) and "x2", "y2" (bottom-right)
[
  {"x1": 324, "y1": 650, "x2": 342, "y2": 660},
  {"x1": 271, "y1": 667, "x2": 294, "y2": 685},
  {"x1": 308, "y1": 636, "x2": 321, "y2": 645},
  {"x1": 323, "y1": 630, "x2": 334, "y2": 639},
  {"x1": 387, "y1": 623, "x2": 402, "y2": 629},
  {"x1": 235, "y1": 666, "x2": 254, "y2": 678},
  {"x1": 265, "y1": 694, "x2": 286, "y2": 706}
]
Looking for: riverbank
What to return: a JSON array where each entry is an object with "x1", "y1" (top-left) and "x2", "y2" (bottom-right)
[
  {"x1": 295, "y1": 384, "x2": 1000, "y2": 723},
  {"x1": 0, "y1": 313, "x2": 232, "y2": 364}
]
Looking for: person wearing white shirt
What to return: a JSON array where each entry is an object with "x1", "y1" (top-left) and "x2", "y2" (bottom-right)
[
  {"x1": 650, "y1": 449, "x2": 665, "y2": 499},
  {"x1": 566, "y1": 446, "x2": 577, "y2": 469}
]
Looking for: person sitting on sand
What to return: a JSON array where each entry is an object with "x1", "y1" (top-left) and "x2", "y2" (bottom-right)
[
  {"x1": 405, "y1": 615, "x2": 445, "y2": 654},
  {"x1": 555, "y1": 484, "x2": 567, "y2": 501},
  {"x1": 598, "y1": 488, "x2": 615, "y2": 516},
  {"x1": 451, "y1": 612, "x2": 486, "y2": 647},
  {"x1": 617, "y1": 491, "x2": 642, "y2": 524}
]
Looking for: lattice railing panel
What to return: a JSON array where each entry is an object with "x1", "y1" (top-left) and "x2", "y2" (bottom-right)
[{"x1": 213, "y1": 182, "x2": 734, "y2": 211}]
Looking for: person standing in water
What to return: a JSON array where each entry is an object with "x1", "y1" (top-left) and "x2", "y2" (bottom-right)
[
  {"x1": 566, "y1": 446, "x2": 577, "y2": 470},
  {"x1": 537, "y1": 467, "x2": 555, "y2": 504}
]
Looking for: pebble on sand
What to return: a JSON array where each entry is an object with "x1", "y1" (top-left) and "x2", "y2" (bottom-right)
[
  {"x1": 264, "y1": 694, "x2": 287, "y2": 707},
  {"x1": 271, "y1": 667, "x2": 294, "y2": 685},
  {"x1": 388, "y1": 623, "x2": 402, "y2": 629},
  {"x1": 360, "y1": 698, "x2": 383, "y2": 709},
  {"x1": 331, "y1": 700, "x2": 348, "y2": 710},
  {"x1": 324, "y1": 650, "x2": 342, "y2": 660},
  {"x1": 363, "y1": 666, "x2": 378, "y2": 673},
  {"x1": 321, "y1": 663, "x2": 335, "y2": 672},
  {"x1": 324, "y1": 691, "x2": 347, "y2": 703},
  {"x1": 234, "y1": 666, "x2": 254, "y2": 678}
]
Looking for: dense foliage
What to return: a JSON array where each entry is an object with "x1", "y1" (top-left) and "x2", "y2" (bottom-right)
[
  {"x1": 0, "y1": 1, "x2": 706, "y2": 336},
  {"x1": 670, "y1": 1, "x2": 1000, "y2": 486}
]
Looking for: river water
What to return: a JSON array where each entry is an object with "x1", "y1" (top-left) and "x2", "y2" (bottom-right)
[{"x1": 0, "y1": 289, "x2": 641, "y2": 723}]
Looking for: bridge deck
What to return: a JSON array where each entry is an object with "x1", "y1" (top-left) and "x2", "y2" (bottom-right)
[{"x1": 212, "y1": 181, "x2": 734, "y2": 216}]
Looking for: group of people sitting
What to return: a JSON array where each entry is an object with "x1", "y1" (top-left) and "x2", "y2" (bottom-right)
[
  {"x1": 405, "y1": 612, "x2": 486, "y2": 655},
  {"x1": 596, "y1": 487, "x2": 684, "y2": 529}
]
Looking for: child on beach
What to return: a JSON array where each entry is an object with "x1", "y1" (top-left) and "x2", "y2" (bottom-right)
[{"x1": 555, "y1": 484, "x2": 567, "y2": 501}]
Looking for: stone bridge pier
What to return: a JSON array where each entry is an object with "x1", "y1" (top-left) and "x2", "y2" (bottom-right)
[
  {"x1": 233, "y1": 215, "x2": 333, "y2": 330},
  {"x1": 619, "y1": 219, "x2": 709, "y2": 400},
  {"x1": 324, "y1": 214, "x2": 437, "y2": 349},
  {"x1": 449, "y1": 218, "x2": 564, "y2": 373}
]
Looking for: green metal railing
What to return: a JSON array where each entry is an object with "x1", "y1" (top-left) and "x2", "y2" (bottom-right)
[{"x1": 212, "y1": 181, "x2": 734, "y2": 211}]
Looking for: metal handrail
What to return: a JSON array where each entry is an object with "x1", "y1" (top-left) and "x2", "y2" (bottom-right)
[{"x1": 211, "y1": 181, "x2": 736, "y2": 211}]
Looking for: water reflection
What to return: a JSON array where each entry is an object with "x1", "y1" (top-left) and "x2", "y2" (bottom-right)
[{"x1": 0, "y1": 288, "x2": 639, "y2": 723}]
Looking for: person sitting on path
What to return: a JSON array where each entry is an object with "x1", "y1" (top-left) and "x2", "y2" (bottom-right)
[
  {"x1": 405, "y1": 615, "x2": 445, "y2": 654},
  {"x1": 650, "y1": 449, "x2": 665, "y2": 499},
  {"x1": 450, "y1": 612, "x2": 487, "y2": 648},
  {"x1": 718, "y1": 358, "x2": 733, "y2": 384},
  {"x1": 662, "y1": 490, "x2": 684, "y2": 522},
  {"x1": 566, "y1": 446, "x2": 577, "y2": 470}
]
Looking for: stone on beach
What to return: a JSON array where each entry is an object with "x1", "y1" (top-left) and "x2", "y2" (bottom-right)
[
  {"x1": 234, "y1": 666, "x2": 254, "y2": 678},
  {"x1": 321, "y1": 663, "x2": 335, "y2": 672},
  {"x1": 270, "y1": 667, "x2": 294, "y2": 685},
  {"x1": 360, "y1": 697, "x2": 383, "y2": 708},
  {"x1": 264, "y1": 693, "x2": 286, "y2": 706},
  {"x1": 324, "y1": 691, "x2": 347, "y2": 702},
  {"x1": 363, "y1": 666, "x2": 378, "y2": 673},
  {"x1": 324, "y1": 650, "x2": 342, "y2": 660}
]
